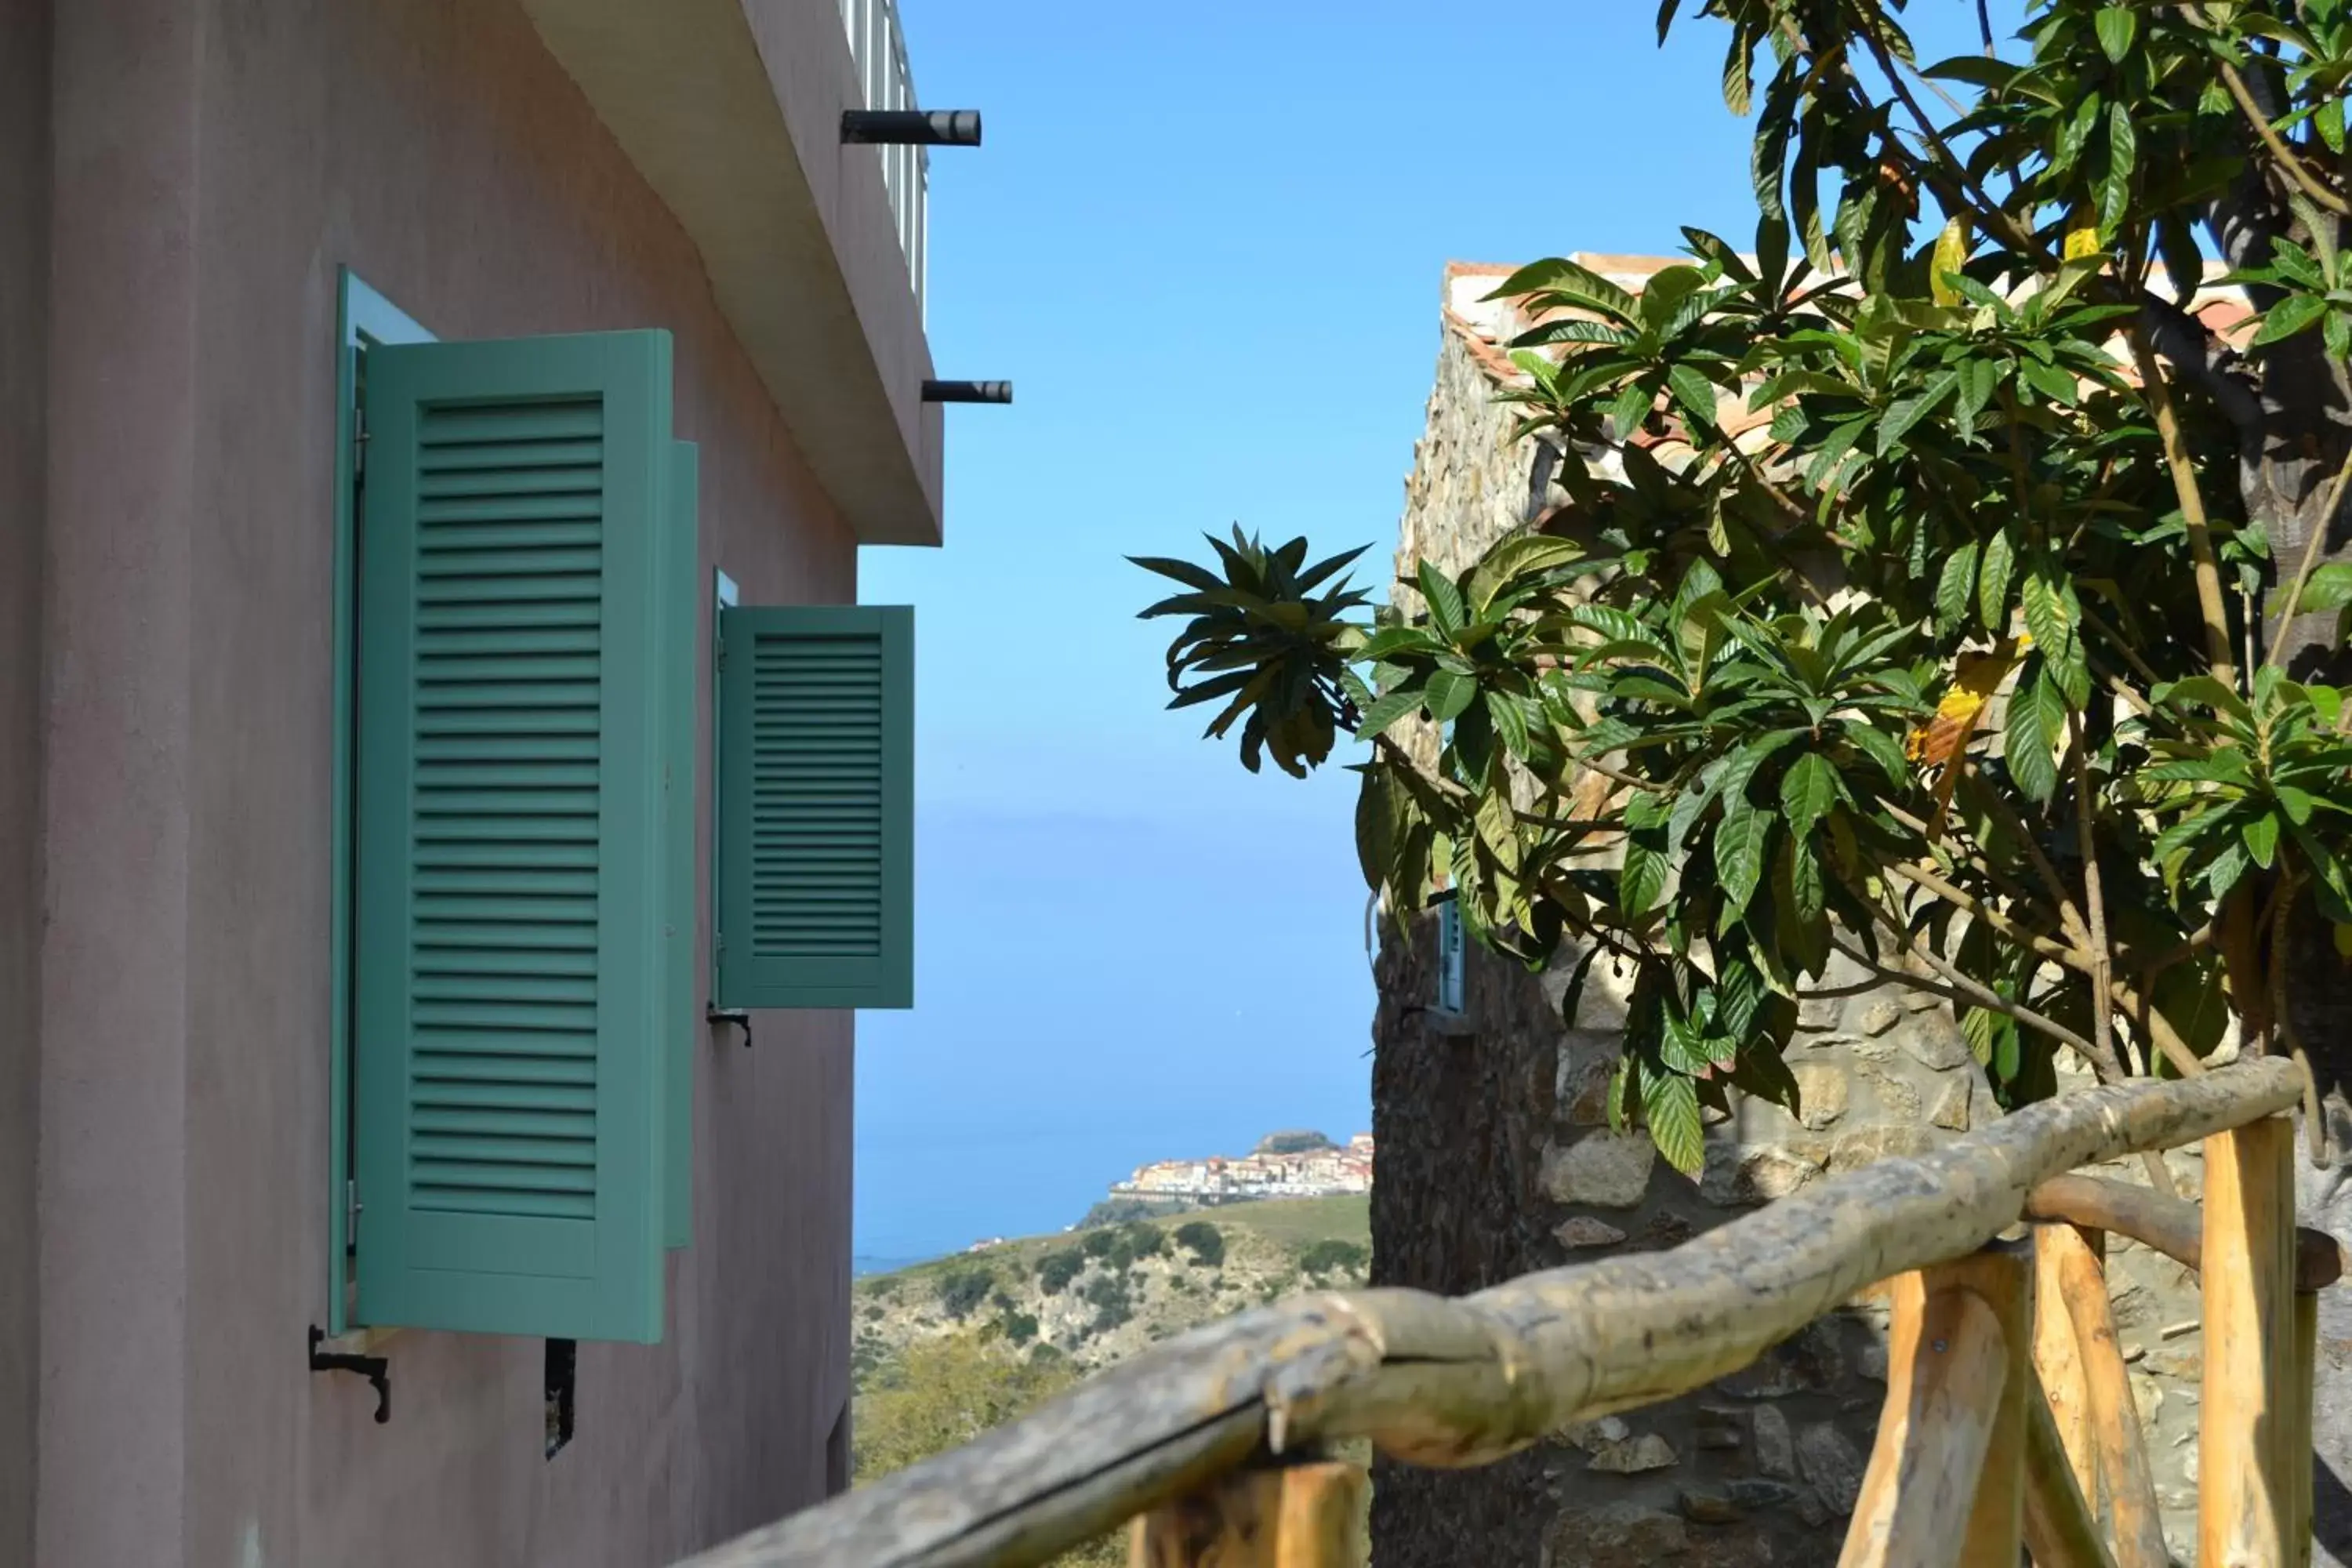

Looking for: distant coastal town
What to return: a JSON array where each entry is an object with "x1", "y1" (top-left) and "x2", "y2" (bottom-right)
[
  {"x1": 942, "y1": 1130, "x2": 1377, "y2": 1259},
  {"x1": 1111, "y1": 1128, "x2": 1373, "y2": 1205}
]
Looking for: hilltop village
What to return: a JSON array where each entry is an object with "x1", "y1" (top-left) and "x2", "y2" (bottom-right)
[{"x1": 1110, "y1": 1129, "x2": 1373, "y2": 1205}]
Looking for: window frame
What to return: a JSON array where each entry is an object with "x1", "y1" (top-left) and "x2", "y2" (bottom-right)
[{"x1": 328, "y1": 268, "x2": 434, "y2": 1338}]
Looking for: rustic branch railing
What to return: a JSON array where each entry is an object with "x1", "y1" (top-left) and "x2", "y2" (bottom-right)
[{"x1": 675, "y1": 1056, "x2": 2339, "y2": 1568}]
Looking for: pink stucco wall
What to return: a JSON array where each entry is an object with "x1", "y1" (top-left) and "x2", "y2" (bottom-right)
[
  {"x1": 34, "y1": 2, "x2": 870, "y2": 1563},
  {"x1": 0, "y1": 2, "x2": 49, "y2": 1564}
]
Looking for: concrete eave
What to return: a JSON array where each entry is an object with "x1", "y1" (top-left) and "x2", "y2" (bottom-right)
[{"x1": 521, "y1": 0, "x2": 945, "y2": 546}]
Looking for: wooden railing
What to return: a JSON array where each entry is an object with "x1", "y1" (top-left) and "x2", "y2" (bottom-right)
[{"x1": 674, "y1": 1056, "x2": 2341, "y2": 1568}]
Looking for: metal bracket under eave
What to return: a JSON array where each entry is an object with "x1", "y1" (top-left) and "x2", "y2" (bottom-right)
[
  {"x1": 309, "y1": 1325, "x2": 391, "y2": 1424},
  {"x1": 707, "y1": 1005, "x2": 753, "y2": 1049},
  {"x1": 841, "y1": 108, "x2": 982, "y2": 146},
  {"x1": 922, "y1": 379, "x2": 1012, "y2": 405}
]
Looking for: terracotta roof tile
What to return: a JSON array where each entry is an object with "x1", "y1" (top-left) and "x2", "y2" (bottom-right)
[{"x1": 1439, "y1": 256, "x2": 2256, "y2": 412}]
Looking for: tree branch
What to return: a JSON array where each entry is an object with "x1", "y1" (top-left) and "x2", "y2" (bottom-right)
[
  {"x1": 2218, "y1": 57, "x2": 2352, "y2": 217},
  {"x1": 2067, "y1": 712, "x2": 2123, "y2": 1076},
  {"x1": 2135, "y1": 292, "x2": 2267, "y2": 437},
  {"x1": 2125, "y1": 329, "x2": 2240, "y2": 686},
  {"x1": 1841, "y1": 874, "x2": 2114, "y2": 1072}
]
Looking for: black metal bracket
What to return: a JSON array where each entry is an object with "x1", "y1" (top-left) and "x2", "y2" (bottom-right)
[
  {"x1": 707, "y1": 1005, "x2": 753, "y2": 1049},
  {"x1": 308, "y1": 1326, "x2": 390, "y2": 1424},
  {"x1": 922, "y1": 379, "x2": 1012, "y2": 405},
  {"x1": 841, "y1": 108, "x2": 982, "y2": 146}
]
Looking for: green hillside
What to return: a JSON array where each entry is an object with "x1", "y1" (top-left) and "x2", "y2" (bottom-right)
[{"x1": 848, "y1": 1196, "x2": 1374, "y2": 1564}]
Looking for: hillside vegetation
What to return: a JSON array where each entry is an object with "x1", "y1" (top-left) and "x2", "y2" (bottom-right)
[{"x1": 849, "y1": 1197, "x2": 1373, "y2": 1565}]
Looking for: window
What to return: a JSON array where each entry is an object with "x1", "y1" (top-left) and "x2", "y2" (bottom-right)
[
  {"x1": 332, "y1": 273, "x2": 916, "y2": 1348},
  {"x1": 1435, "y1": 897, "x2": 1465, "y2": 1016},
  {"x1": 343, "y1": 310, "x2": 695, "y2": 1343},
  {"x1": 711, "y1": 606, "x2": 915, "y2": 1011}
]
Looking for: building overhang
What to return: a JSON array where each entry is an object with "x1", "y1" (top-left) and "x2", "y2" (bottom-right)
[{"x1": 520, "y1": 0, "x2": 946, "y2": 546}]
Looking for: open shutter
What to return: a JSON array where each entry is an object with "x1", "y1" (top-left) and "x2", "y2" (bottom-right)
[
  {"x1": 661, "y1": 442, "x2": 699, "y2": 1249},
  {"x1": 714, "y1": 606, "x2": 913, "y2": 1010},
  {"x1": 354, "y1": 331, "x2": 673, "y2": 1342}
]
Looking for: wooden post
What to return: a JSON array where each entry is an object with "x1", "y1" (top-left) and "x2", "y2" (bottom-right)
[
  {"x1": 2290, "y1": 1287, "x2": 2319, "y2": 1568},
  {"x1": 1839, "y1": 1247, "x2": 2028, "y2": 1568},
  {"x1": 2042, "y1": 1212, "x2": 2168, "y2": 1568},
  {"x1": 2199, "y1": 1115, "x2": 2299, "y2": 1568},
  {"x1": 2032, "y1": 1222, "x2": 2103, "y2": 1514},
  {"x1": 2023, "y1": 1365, "x2": 2119, "y2": 1568},
  {"x1": 1129, "y1": 1461, "x2": 1367, "y2": 1568}
]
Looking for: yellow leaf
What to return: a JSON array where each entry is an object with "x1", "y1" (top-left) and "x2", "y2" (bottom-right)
[
  {"x1": 1931, "y1": 217, "x2": 1969, "y2": 305},
  {"x1": 2334, "y1": 922, "x2": 2352, "y2": 960},
  {"x1": 1904, "y1": 637, "x2": 2033, "y2": 770},
  {"x1": 2063, "y1": 222, "x2": 2103, "y2": 262}
]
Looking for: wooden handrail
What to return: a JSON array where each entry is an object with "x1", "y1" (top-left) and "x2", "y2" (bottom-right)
[
  {"x1": 2026, "y1": 1171, "x2": 2344, "y2": 1290},
  {"x1": 676, "y1": 1058, "x2": 2306, "y2": 1568}
]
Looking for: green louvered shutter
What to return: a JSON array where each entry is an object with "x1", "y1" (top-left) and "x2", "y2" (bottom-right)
[
  {"x1": 354, "y1": 331, "x2": 673, "y2": 1343},
  {"x1": 661, "y1": 442, "x2": 699, "y2": 1249},
  {"x1": 714, "y1": 606, "x2": 913, "y2": 1010}
]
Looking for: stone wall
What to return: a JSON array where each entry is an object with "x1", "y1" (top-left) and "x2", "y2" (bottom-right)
[{"x1": 1365, "y1": 289, "x2": 2291, "y2": 1565}]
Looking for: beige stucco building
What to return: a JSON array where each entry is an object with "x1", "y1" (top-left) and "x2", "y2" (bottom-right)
[{"x1": 0, "y1": 2, "x2": 966, "y2": 1563}]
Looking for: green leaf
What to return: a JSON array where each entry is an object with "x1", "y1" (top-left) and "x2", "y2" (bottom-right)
[
  {"x1": 1423, "y1": 668, "x2": 1476, "y2": 724},
  {"x1": 1844, "y1": 720, "x2": 1911, "y2": 786},
  {"x1": 1129, "y1": 554, "x2": 1227, "y2": 594},
  {"x1": 2020, "y1": 566, "x2": 2081, "y2": 695},
  {"x1": 1486, "y1": 688, "x2": 1532, "y2": 760},
  {"x1": 2245, "y1": 811, "x2": 2281, "y2": 869},
  {"x1": 1488, "y1": 256, "x2": 1640, "y2": 324},
  {"x1": 1936, "y1": 542, "x2": 1980, "y2": 630},
  {"x1": 2256, "y1": 293, "x2": 2328, "y2": 347},
  {"x1": 2157, "y1": 675, "x2": 2253, "y2": 724},
  {"x1": 1667, "y1": 363, "x2": 1721, "y2": 427},
  {"x1": 1620, "y1": 835, "x2": 1668, "y2": 916},
  {"x1": 1773, "y1": 833, "x2": 1830, "y2": 977},
  {"x1": 1417, "y1": 561, "x2": 1466, "y2": 640},
  {"x1": 2004, "y1": 667, "x2": 2064, "y2": 806},
  {"x1": 1466, "y1": 535, "x2": 1586, "y2": 614},
  {"x1": 2294, "y1": 563, "x2": 2352, "y2": 615},
  {"x1": 1979, "y1": 531, "x2": 2016, "y2": 632},
  {"x1": 1923, "y1": 55, "x2": 2022, "y2": 89},
  {"x1": 1954, "y1": 357, "x2": 2000, "y2": 431},
  {"x1": 1354, "y1": 687, "x2": 1424, "y2": 741},
  {"x1": 2096, "y1": 6, "x2": 2138, "y2": 62},
  {"x1": 1715, "y1": 800, "x2": 1774, "y2": 916},
  {"x1": 2102, "y1": 104, "x2": 2137, "y2": 232},
  {"x1": 1780, "y1": 751, "x2": 1838, "y2": 838},
  {"x1": 1728, "y1": 1042, "x2": 1801, "y2": 1113},
  {"x1": 1639, "y1": 1059, "x2": 1706, "y2": 1178},
  {"x1": 1877, "y1": 370, "x2": 1959, "y2": 454},
  {"x1": 2206, "y1": 836, "x2": 2252, "y2": 899},
  {"x1": 1609, "y1": 379, "x2": 1657, "y2": 438},
  {"x1": 1659, "y1": 1014, "x2": 1715, "y2": 1076}
]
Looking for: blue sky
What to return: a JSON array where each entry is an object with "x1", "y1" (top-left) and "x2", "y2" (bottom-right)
[{"x1": 851, "y1": 0, "x2": 2016, "y2": 1264}]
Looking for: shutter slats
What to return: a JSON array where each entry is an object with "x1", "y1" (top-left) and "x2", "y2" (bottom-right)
[
  {"x1": 416, "y1": 945, "x2": 597, "y2": 975},
  {"x1": 424, "y1": 437, "x2": 603, "y2": 472},
  {"x1": 419, "y1": 495, "x2": 604, "y2": 525},
  {"x1": 419, "y1": 464, "x2": 604, "y2": 499},
  {"x1": 416, "y1": 1034, "x2": 597, "y2": 1072},
  {"x1": 750, "y1": 632, "x2": 884, "y2": 960},
  {"x1": 714, "y1": 605, "x2": 912, "y2": 1010},
  {"x1": 416, "y1": 574, "x2": 603, "y2": 604},
  {"x1": 358, "y1": 332, "x2": 673, "y2": 1341},
  {"x1": 418, "y1": 404, "x2": 603, "y2": 445},
  {"x1": 412, "y1": 1081, "x2": 597, "y2": 1110}
]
